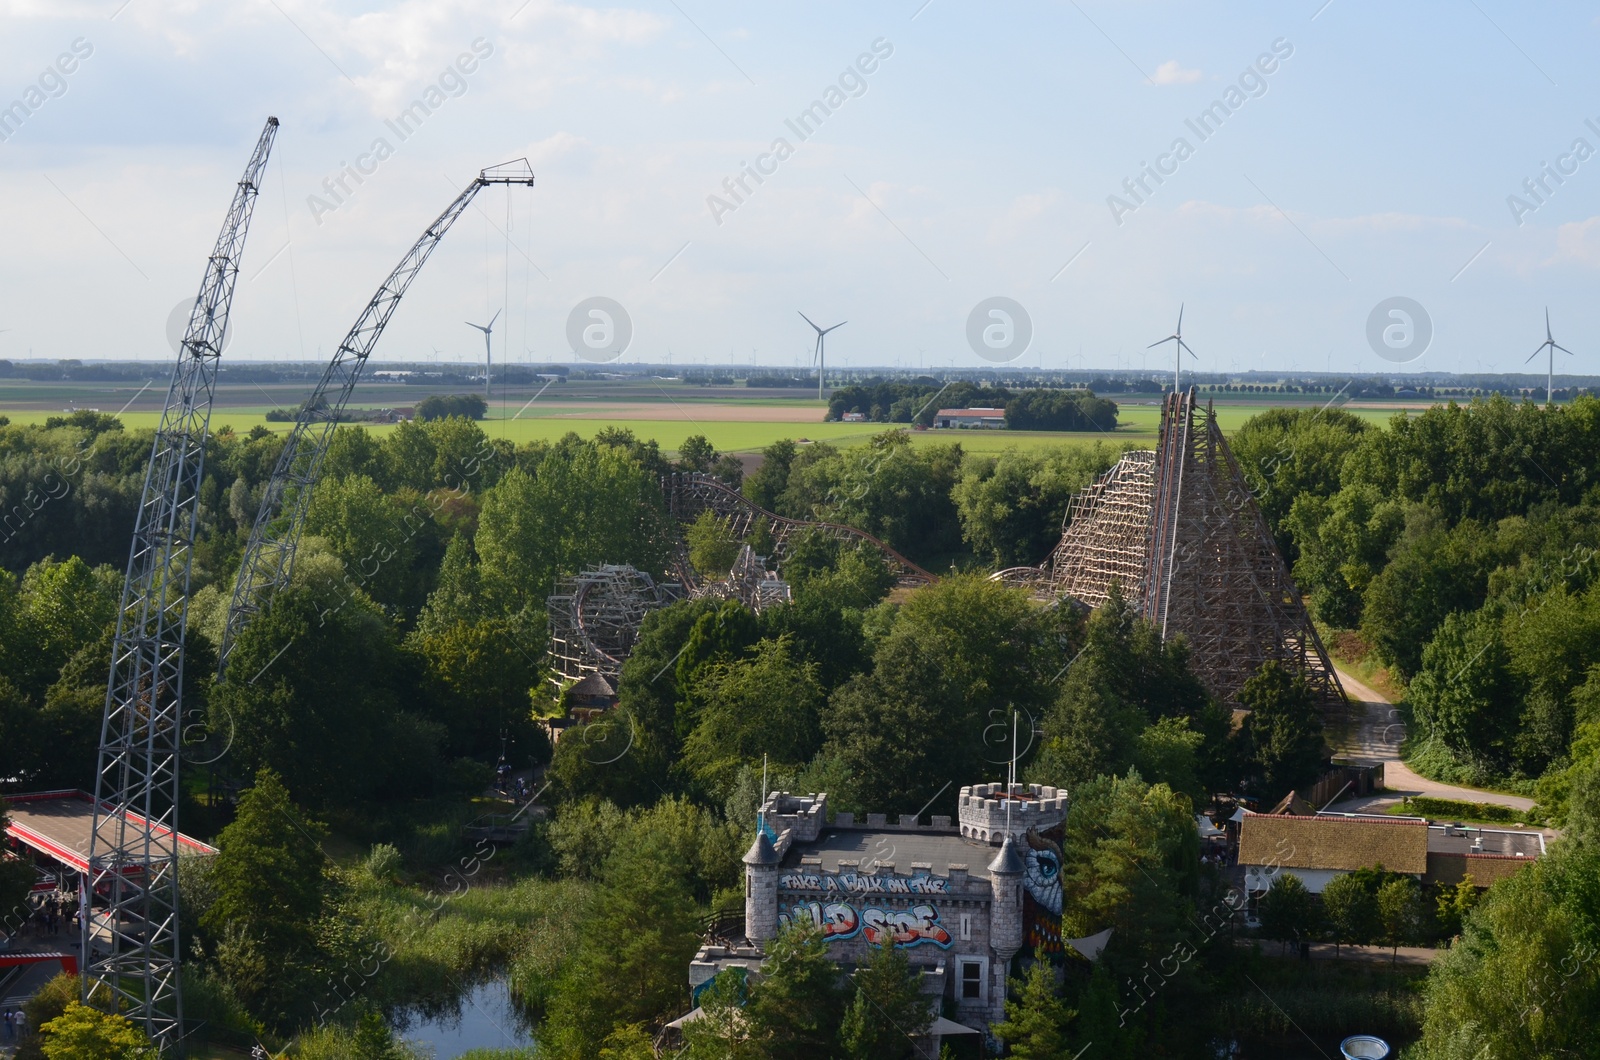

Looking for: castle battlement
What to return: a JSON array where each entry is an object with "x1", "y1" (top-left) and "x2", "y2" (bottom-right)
[
  {"x1": 758, "y1": 791, "x2": 828, "y2": 856},
  {"x1": 957, "y1": 782, "x2": 1069, "y2": 845}
]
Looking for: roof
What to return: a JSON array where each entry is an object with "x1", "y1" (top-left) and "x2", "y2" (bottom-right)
[
  {"x1": 1237, "y1": 814, "x2": 1428, "y2": 875},
  {"x1": 1425, "y1": 852, "x2": 1535, "y2": 888},
  {"x1": 566, "y1": 672, "x2": 616, "y2": 698},
  {"x1": 4, "y1": 789, "x2": 218, "y2": 873},
  {"x1": 784, "y1": 828, "x2": 979, "y2": 875},
  {"x1": 935, "y1": 407, "x2": 1005, "y2": 417},
  {"x1": 1426, "y1": 825, "x2": 1544, "y2": 858},
  {"x1": 988, "y1": 834, "x2": 1024, "y2": 875},
  {"x1": 743, "y1": 830, "x2": 780, "y2": 866}
]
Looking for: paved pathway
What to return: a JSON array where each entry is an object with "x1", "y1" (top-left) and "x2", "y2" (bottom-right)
[{"x1": 1329, "y1": 668, "x2": 1537, "y2": 814}]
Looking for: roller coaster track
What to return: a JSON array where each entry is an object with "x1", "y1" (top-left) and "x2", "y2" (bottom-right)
[
  {"x1": 990, "y1": 389, "x2": 1343, "y2": 709},
  {"x1": 661, "y1": 473, "x2": 936, "y2": 589}
]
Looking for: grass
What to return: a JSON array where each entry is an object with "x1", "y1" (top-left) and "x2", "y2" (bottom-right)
[{"x1": 0, "y1": 387, "x2": 1408, "y2": 455}]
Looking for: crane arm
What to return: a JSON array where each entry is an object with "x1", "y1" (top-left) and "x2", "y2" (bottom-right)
[
  {"x1": 217, "y1": 159, "x2": 535, "y2": 674},
  {"x1": 86, "y1": 116, "x2": 279, "y2": 1046}
]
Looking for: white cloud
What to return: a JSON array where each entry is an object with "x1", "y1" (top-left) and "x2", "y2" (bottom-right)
[
  {"x1": 1152, "y1": 59, "x2": 1202, "y2": 86},
  {"x1": 1550, "y1": 216, "x2": 1600, "y2": 267}
]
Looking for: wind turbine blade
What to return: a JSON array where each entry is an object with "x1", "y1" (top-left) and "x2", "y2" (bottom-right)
[
  {"x1": 1180, "y1": 338, "x2": 1197, "y2": 358},
  {"x1": 1554, "y1": 343, "x2": 1575, "y2": 356},
  {"x1": 1147, "y1": 337, "x2": 1170, "y2": 350},
  {"x1": 1177, "y1": 303, "x2": 1184, "y2": 332},
  {"x1": 1546, "y1": 307, "x2": 1553, "y2": 341},
  {"x1": 822, "y1": 321, "x2": 847, "y2": 334},
  {"x1": 798, "y1": 311, "x2": 821, "y2": 333},
  {"x1": 1525, "y1": 347, "x2": 1542, "y2": 364},
  {"x1": 488, "y1": 309, "x2": 501, "y2": 330}
]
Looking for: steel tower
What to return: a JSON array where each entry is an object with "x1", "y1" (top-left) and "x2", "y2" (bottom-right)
[
  {"x1": 217, "y1": 160, "x2": 534, "y2": 672},
  {"x1": 85, "y1": 116, "x2": 279, "y2": 1048}
]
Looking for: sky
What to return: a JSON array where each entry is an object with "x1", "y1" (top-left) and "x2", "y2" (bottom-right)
[{"x1": 3, "y1": 1, "x2": 1600, "y2": 376}]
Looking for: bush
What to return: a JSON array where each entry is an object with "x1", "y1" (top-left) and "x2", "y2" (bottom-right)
[{"x1": 1400, "y1": 795, "x2": 1534, "y2": 825}]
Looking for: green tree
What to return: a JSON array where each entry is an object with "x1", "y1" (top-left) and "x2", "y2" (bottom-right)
[
  {"x1": 1232, "y1": 661, "x2": 1326, "y2": 805},
  {"x1": 1361, "y1": 514, "x2": 1498, "y2": 678},
  {"x1": 38, "y1": 1002, "x2": 157, "y2": 1059},
  {"x1": 203, "y1": 768, "x2": 328, "y2": 1019},
  {"x1": 474, "y1": 441, "x2": 669, "y2": 617},
  {"x1": 1377, "y1": 876, "x2": 1427, "y2": 963},
  {"x1": 745, "y1": 920, "x2": 848, "y2": 1059},
  {"x1": 687, "y1": 510, "x2": 742, "y2": 578},
  {"x1": 1032, "y1": 586, "x2": 1224, "y2": 796},
  {"x1": 678, "y1": 434, "x2": 718, "y2": 473},
  {"x1": 839, "y1": 935, "x2": 930, "y2": 1060},
  {"x1": 541, "y1": 826, "x2": 702, "y2": 1055},
  {"x1": 825, "y1": 575, "x2": 1055, "y2": 813},
  {"x1": 211, "y1": 558, "x2": 430, "y2": 807},
  {"x1": 1257, "y1": 872, "x2": 1318, "y2": 954},
  {"x1": 304, "y1": 473, "x2": 423, "y2": 612},
  {"x1": 1433, "y1": 876, "x2": 1480, "y2": 940},
  {"x1": 1321, "y1": 872, "x2": 1380, "y2": 951},
  {"x1": 992, "y1": 960, "x2": 1076, "y2": 1059},
  {"x1": 744, "y1": 439, "x2": 797, "y2": 512},
  {"x1": 1408, "y1": 608, "x2": 1521, "y2": 772},
  {"x1": 952, "y1": 444, "x2": 1121, "y2": 567},
  {"x1": 1230, "y1": 405, "x2": 1372, "y2": 560},
  {"x1": 1057, "y1": 771, "x2": 1199, "y2": 973},
  {"x1": 681, "y1": 970, "x2": 756, "y2": 1059},
  {"x1": 1414, "y1": 846, "x2": 1600, "y2": 1059},
  {"x1": 682, "y1": 637, "x2": 825, "y2": 797}
]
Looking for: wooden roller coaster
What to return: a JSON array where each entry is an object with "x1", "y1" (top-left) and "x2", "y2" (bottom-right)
[{"x1": 661, "y1": 472, "x2": 937, "y2": 589}]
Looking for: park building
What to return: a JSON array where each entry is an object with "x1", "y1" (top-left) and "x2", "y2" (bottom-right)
[
  {"x1": 675, "y1": 782, "x2": 1101, "y2": 1055},
  {"x1": 1237, "y1": 811, "x2": 1546, "y2": 904}
]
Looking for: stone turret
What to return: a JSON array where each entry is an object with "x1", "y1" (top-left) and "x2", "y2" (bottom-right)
[
  {"x1": 987, "y1": 833, "x2": 1025, "y2": 1021},
  {"x1": 958, "y1": 782, "x2": 1069, "y2": 845},
  {"x1": 743, "y1": 829, "x2": 781, "y2": 943}
]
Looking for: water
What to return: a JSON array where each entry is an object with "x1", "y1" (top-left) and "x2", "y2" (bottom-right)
[{"x1": 392, "y1": 979, "x2": 536, "y2": 1059}]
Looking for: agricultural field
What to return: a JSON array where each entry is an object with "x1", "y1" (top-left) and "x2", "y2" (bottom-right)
[{"x1": 0, "y1": 375, "x2": 1411, "y2": 456}]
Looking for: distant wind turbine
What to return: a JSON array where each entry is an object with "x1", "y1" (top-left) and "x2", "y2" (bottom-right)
[
  {"x1": 465, "y1": 310, "x2": 500, "y2": 401},
  {"x1": 1148, "y1": 304, "x2": 1197, "y2": 394},
  {"x1": 799, "y1": 311, "x2": 846, "y2": 401},
  {"x1": 1525, "y1": 307, "x2": 1575, "y2": 408}
]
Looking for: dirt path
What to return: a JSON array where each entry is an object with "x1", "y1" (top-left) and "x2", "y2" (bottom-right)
[{"x1": 1329, "y1": 668, "x2": 1536, "y2": 814}]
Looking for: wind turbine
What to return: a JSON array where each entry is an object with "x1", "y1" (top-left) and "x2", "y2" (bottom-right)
[
  {"x1": 799, "y1": 311, "x2": 846, "y2": 401},
  {"x1": 1525, "y1": 307, "x2": 1574, "y2": 407},
  {"x1": 465, "y1": 310, "x2": 500, "y2": 401},
  {"x1": 1148, "y1": 304, "x2": 1197, "y2": 395}
]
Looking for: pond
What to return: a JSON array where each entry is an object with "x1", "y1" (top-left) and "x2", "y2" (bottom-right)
[{"x1": 391, "y1": 979, "x2": 536, "y2": 1058}]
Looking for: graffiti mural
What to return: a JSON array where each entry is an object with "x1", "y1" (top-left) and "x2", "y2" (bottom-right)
[
  {"x1": 1023, "y1": 824, "x2": 1064, "y2": 957},
  {"x1": 778, "y1": 901, "x2": 953, "y2": 949},
  {"x1": 777, "y1": 871, "x2": 949, "y2": 895}
]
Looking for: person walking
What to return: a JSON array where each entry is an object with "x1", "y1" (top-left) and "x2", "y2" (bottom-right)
[
  {"x1": 11, "y1": 1009, "x2": 23, "y2": 1041},
  {"x1": 3, "y1": 1009, "x2": 13, "y2": 1042}
]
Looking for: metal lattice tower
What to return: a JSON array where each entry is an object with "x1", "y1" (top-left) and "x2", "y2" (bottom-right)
[
  {"x1": 217, "y1": 160, "x2": 535, "y2": 673},
  {"x1": 85, "y1": 116, "x2": 279, "y2": 1048}
]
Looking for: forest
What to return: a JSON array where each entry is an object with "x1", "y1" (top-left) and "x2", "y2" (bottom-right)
[{"x1": 1, "y1": 395, "x2": 1598, "y2": 1058}]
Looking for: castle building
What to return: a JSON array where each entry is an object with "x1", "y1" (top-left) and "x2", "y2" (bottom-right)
[{"x1": 683, "y1": 782, "x2": 1073, "y2": 1051}]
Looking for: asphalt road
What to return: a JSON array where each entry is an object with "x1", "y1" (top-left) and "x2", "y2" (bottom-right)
[{"x1": 1329, "y1": 668, "x2": 1537, "y2": 815}]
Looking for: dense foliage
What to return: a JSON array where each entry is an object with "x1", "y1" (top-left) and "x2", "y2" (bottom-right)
[{"x1": 824, "y1": 377, "x2": 1117, "y2": 431}]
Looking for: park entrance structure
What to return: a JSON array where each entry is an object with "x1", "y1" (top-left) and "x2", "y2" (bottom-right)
[{"x1": 999, "y1": 389, "x2": 1343, "y2": 710}]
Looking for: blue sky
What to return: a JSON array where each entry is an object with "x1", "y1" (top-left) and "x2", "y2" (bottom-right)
[{"x1": 3, "y1": 1, "x2": 1599, "y2": 375}]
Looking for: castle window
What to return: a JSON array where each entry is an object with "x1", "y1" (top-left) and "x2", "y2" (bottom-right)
[
  {"x1": 960, "y1": 913, "x2": 972, "y2": 941},
  {"x1": 959, "y1": 959, "x2": 985, "y2": 1001}
]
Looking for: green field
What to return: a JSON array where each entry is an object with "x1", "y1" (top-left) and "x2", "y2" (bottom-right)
[{"x1": 0, "y1": 377, "x2": 1412, "y2": 456}]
